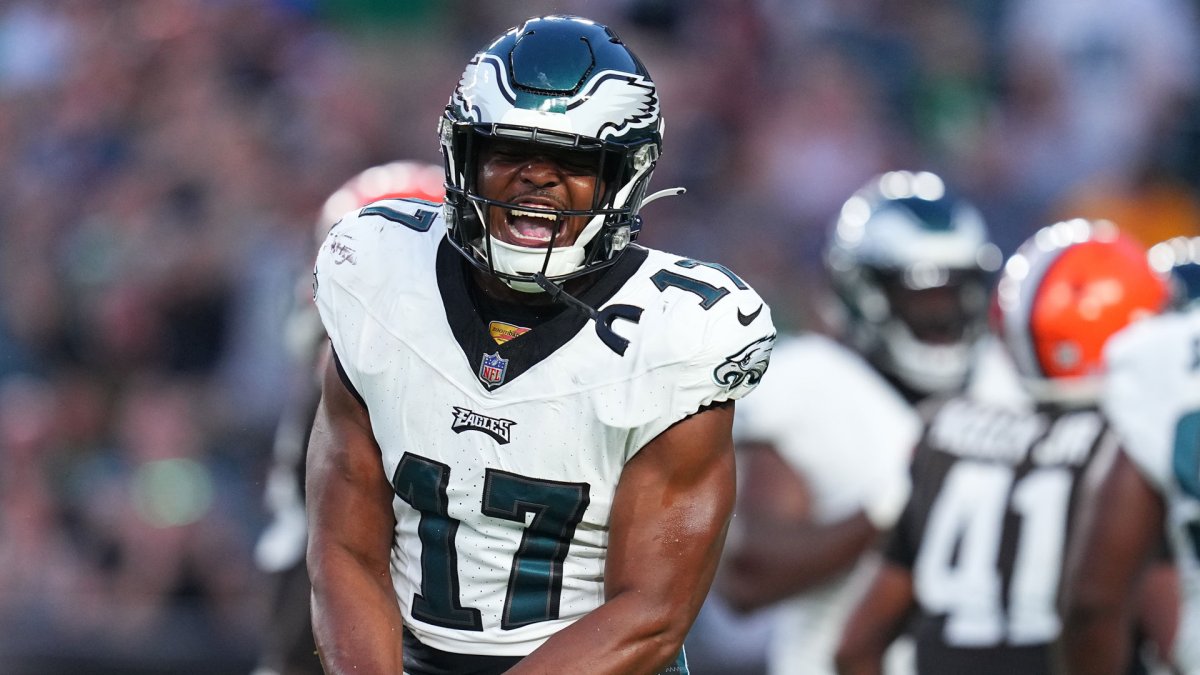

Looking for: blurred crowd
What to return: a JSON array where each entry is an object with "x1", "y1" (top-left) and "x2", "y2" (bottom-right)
[{"x1": 1, "y1": 0, "x2": 1199, "y2": 673}]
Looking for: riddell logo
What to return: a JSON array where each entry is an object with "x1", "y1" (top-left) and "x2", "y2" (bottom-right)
[{"x1": 450, "y1": 407, "x2": 516, "y2": 445}]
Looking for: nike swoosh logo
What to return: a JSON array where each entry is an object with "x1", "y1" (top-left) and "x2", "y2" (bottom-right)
[{"x1": 737, "y1": 304, "x2": 763, "y2": 326}]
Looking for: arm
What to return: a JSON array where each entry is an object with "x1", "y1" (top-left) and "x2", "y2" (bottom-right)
[
  {"x1": 1056, "y1": 450, "x2": 1166, "y2": 675},
  {"x1": 1134, "y1": 556, "x2": 1179, "y2": 669},
  {"x1": 306, "y1": 351, "x2": 404, "y2": 674},
  {"x1": 508, "y1": 402, "x2": 738, "y2": 675},
  {"x1": 717, "y1": 441, "x2": 879, "y2": 613},
  {"x1": 834, "y1": 562, "x2": 915, "y2": 675}
]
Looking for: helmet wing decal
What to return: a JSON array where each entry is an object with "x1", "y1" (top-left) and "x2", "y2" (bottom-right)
[
  {"x1": 453, "y1": 55, "x2": 518, "y2": 123},
  {"x1": 565, "y1": 70, "x2": 659, "y2": 140},
  {"x1": 454, "y1": 56, "x2": 659, "y2": 140}
]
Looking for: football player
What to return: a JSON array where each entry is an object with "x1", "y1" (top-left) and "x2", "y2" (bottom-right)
[
  {"x1": 714, "y1": 171, "x2": 1003, "y2": 675},
  {"x1": 304, "y1": 15, "x2": 776, "y2": 675},
  {"x1": 1057, "y1": 241, "x2": 1200, "y2": 673},
  {"x1": 1149, "y1": 234, "x2": 1200, "y2": 304},
  {"x1": 252, "y1": 160, "x2": 444, "y2": 675},
  {"x1": 835, "y1": 219, "x2": 1171, "y2": 675}
]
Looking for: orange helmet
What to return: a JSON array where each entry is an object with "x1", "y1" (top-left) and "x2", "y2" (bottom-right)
[
  {"x1": 995, "y1": 219, "x2": 1170, "y2": 402},
  {"x1": 315, "y1": 160, "x2": 444, "y2": 244}
]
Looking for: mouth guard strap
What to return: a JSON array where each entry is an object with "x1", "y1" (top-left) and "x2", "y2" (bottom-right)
[{"x1": 532, "y1": 272, "x2": 597, "y2": 321}]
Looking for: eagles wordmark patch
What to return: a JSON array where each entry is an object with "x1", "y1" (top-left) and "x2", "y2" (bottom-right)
[{"x1": 450, "y1": 406, "x2": 516, "y2": 445}]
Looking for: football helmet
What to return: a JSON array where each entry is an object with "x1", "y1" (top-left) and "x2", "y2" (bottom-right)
[
  {"x1": 1148, "y1": 235, "x2": 1200, "y2": 308},
  {"x1": 995, "y1": 219, "x2": 1170, "y2": 403},
  {"x1": 440, "y1": 15, "x2": 665, "y2": 292},
  {"x1": 825, "y1": 171, "x2": 1002, "y2": 396}
]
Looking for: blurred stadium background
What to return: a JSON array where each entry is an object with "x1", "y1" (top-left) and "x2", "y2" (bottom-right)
[{"x1": 1, "y1": 0, "x2": 1198, "y2": 673}]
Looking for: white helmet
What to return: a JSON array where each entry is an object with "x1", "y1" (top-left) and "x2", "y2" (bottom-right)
[
  {"x1": 825, "y1": 171, "x2": 1001, "y2": 396},
  {"x1": 439, "y1": 15, "x2": 665, "y2": 292}
]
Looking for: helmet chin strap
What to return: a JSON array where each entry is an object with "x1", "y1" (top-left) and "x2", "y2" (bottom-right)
[
  {"x1": 532, "y1": 272, "x2": 597, "y2": 320},
  {"x1": 533, "y1": 271, "x2": 645, "y2": 357}
]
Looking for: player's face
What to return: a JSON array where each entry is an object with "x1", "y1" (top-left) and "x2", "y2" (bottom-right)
[
  {"x1": 886, "y1": 279, "x2": 981, "y2": 344},
  {"x1": 476, "y1": 138, "x2": 602, "y2": 249}
]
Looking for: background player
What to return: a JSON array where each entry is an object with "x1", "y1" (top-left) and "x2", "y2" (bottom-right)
[
  {"x1": 712, "y1": 170, "x2": 1003, "y2": 675},
  {"x1": 835, "y1": 219, "x2": 1172, "y2": 675},
  {"x1": 1057, "y1": 256, "x2": 1200, "y2": 673},
  {"x1": 252, "y1": 161, "x2": 443, "y2": 675},
  {"x1": 305, "y1": 15, "x2": 776, "y2": 675}
]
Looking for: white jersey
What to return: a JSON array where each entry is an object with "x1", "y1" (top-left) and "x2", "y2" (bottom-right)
[
  {"x1": 1103, "y1": 307, "x2": 1200, "y2": 673},
  {"x1": 313, "y1": 199, "x2": 776, "y2": 657},
  {"x1": 732, "y1": 334, "x2": 921, "y2": 675}
]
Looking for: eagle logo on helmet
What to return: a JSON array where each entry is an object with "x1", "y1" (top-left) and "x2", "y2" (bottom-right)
[
  {"x1": 438, "y1": 15, "x2": 669, "y2": 290},
  {"x1": 452, "y1": 54, "x2": 660, "y2": 141}
]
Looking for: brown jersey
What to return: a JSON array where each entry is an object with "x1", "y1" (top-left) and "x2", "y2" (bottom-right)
[{"x1": 885, "y1": 396, "x2": 1113, "y2": 675}]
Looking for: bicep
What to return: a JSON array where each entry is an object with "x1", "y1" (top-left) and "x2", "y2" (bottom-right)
[
  {"x1": 605, "y1": 403, "x2": 737, "y2": 608},
  {"x1": 1056, "y1": 449, "x2": 1165, "y2": 674},
  {"x1": 1063, "y1": 449, "x2": 1165, "y2": 606},
  {"x1": 306, "y1": 349, "x2": 395, "y2": 573}
]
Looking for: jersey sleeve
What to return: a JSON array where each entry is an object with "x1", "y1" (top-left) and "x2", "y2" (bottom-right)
[
  {"x1": 624, "y1": 261, "x2": 777, "y2": 452},
  {"x1": 1102, "y1": 311, "x2": 1200, "y2": 493},
  {"x1": 312, "y1": 199, "x2": 440, "y2": 399}
]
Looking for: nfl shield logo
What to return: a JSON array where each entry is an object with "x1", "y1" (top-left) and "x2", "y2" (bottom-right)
[{"x1": 478, "y1": 352, "x2": 508, "y2": 386}]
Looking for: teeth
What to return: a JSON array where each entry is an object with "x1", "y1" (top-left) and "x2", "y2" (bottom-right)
[{"x1": 509, "y1": 208, "x2": 558, "y2": 221}]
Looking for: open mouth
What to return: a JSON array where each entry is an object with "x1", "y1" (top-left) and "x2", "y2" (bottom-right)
[{"x1": 504, "y1": 204, "x2": 563, "y2": 247}]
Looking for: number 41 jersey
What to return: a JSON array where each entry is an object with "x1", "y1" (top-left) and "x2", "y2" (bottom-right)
[
  {"x1": 313, "y1": 199, "x2": 776, "y2": 658},
  {"x1": 884, "y1": 396, "x2": 1113, "y2": 675}
]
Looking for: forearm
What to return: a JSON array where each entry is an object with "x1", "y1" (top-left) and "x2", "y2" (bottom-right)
[
  {"x1": 835, "y1": 563, "x2": 912, "y2": 675},
  {"x1": 309, "y1": 545, "x2": 406, "y2": 675},
  {"x1": 306, "y1": 355, "x2": 405, "y2": 674},
  {"x1": 514, "y1": 403, "x2": 734, "y2": 674},
  {"x1": 834, "y1": 611, "x2": 893, "y2": 675},
  {"x1": 507, "y1": 591, "x2": 686, "y2": 675}
]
